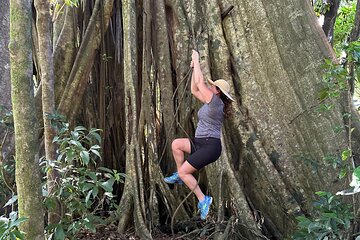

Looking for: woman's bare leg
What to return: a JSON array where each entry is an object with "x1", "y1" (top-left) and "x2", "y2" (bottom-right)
[
  {"x1": 171, "y1": 138, "x2": 191, "y2": 169},
  {"x1": 178, "y1": 161, "x2": 205, "y2": 202},
  {"x1": 171, "y1": 138, "x2": 205, "y2": 201}
]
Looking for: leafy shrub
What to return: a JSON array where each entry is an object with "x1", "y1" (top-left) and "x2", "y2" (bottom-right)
[
  {"x1": 0, "y1": 211, "x2": 27, "y2": 240},
  {"x1": 0, "y1": 197, "x2": 26, "y2": 240},
  {"x1": 0, "y1": 106, "x2": 15, "y2": 216},
  {"x1": 318, "y1": 59, "x2": 349, "y2": 106},
  {"x1": 333, "y1": 1, "x2": 357, "y2": 55},
  {"x1": 292, "y1": 191, "x2": 353, "y2": 240},
  {"x1": 43, "y1": 114, "x2": 125, "y2": 239}
]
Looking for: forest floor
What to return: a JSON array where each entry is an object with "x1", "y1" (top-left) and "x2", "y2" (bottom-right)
[
  {"x1": 74, "y1": 217, "x2": 214, "y2": 240},
  {"x1": 75, "y1": 223, "x2": 198, "y2": 240},
  {"x1": 75, "y1": 225, "x2": 172, "y2": 239}
]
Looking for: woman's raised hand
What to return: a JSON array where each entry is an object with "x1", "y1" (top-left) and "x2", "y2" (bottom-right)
[{"x1": 191, "y1": 50, "x2": 199, "y2": 63}]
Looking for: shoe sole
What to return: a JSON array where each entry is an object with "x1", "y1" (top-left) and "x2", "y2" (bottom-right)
[{"x1": 164, "y1": 179, "x2": 184, "y2": 185}]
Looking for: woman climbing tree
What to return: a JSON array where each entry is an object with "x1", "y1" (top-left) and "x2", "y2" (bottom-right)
[{"x1": 164, "y1": 49, "x2": 234, "y2": 220}]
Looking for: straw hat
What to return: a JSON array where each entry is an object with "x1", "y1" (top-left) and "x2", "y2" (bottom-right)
[{"x1": 208, "y1": 79, "x2": 234, "y2": 101}]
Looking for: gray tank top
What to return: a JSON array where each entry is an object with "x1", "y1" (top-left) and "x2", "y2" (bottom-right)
[{"x1": 195, "y1": 94, "x2": 224, "y2": 139}]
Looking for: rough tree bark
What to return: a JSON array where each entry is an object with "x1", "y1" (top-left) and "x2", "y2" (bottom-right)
[
  {"x1": 34, "y1": 0, "x2": 59, "y2": 224},
  {"x1": 53, "y1": 3, "x2": 76, "y2": 106},
  {"x1": 322, "y1": 0, "x2": 341, "y2": 43},
  {"x1": 107, "y1": 0, "x2": 359, "y2": 238},
  {"x1": 57, "y1": 0, "x2": 113, "y2": 122},
  {"x1": 9, "y1": 0, "x2": 44, "y2": 238},
  {"x1": 116, "y1": 1, "x2": 152, "y2": 238},
  {"x1": 153, "y1": 0, "x2": 177, "y2": 173},
  {"x1": 126, "y1": 0, "x2": 356, "y2": 238}
]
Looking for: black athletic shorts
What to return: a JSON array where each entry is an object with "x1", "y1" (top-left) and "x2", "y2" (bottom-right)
[{"x1": 187, "y1": 137, "x2": 222, "y2": 170}]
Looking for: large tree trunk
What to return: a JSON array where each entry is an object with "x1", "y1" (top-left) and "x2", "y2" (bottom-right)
[
  {"x1": 213, "y1": 0, "x2": 348, "y2": 237},
  {"x1": 53, "y1": 3, "x2": 76, "y2": 106},
  {"x1": 116, "y1": 1, "x2": 151, "y2": 238},
  {"x1": 9, "y1": 0, "x2": 44, "y2": 238},
  {"x1": 34, "y1": 0, "x2": 60, "y2": 224},
  {"x1": 108, "y1": 0, "x2": 358, "y2": 238},
  {"x1": 120, "y1": 0, "x2": 354, "y2": 238},
  {"x1": 57, "y1": 0, "x2": 113, "y2": 122}
]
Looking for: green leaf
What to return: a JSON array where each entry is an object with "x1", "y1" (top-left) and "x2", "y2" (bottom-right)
[
  {"x1": 100, "y1": 178, "x2": 114, "y2": 192},
  {"x1": 81, "y1": 182, "x2": 95, "y2": 192},
  {"x1": 9, "y1": 232, "x2": 16, "y2": 240},
  {"x1": 97, "y1": 167, "x2": 113, "y2": 174},
  {"x1": 86, "y1": 171, "x2": 97, "y2": 181},
  {"x1": 71, "y1": 131, "x2": 79, "y2": 140},
  {"x1": 339, "y1": 168, "x2": 347, "y2": 179},
  {"x1": 9, "y1": 212, "x2": 17, "y2": 222},
  {"x1": 85, "y1": 190, "x2": 93, "y2": 206},
  {"x1": 91, "y1": 132, "x2": 102, "y2": 144},
  {"x1": 318, "y1": 88, "x2": 329, "y2": 101},
  {"x1": 11, "y1": 217, "x2": 27, "y2": 228},
  {"x1": 83, "y1": 218, "x2": 96, "y2": 233},
  {"x1": 90, "y1": 149, "x2": 101, "y2": 159},
  {"x1": 341, "y1": 149, "x2": 351, "y2": 160},
  {"x1": 350, "y1": 167, "x2": 360, "y2": 189},
  {"x1": 45, "y1": 197, "x2": 57, "y2": 210},
  {"x1": 315, "y1": 191, "x2": 328, "y2": 197},
  {"x1": 4, "y1": 196, "x2": 17, "y2": 208},
  {"x1": 322, "y1": 212, "x2": 337, "y2": 218},
  {"x1": 13, "y1": 230, "x2": 25, "y2": 240},
  {"x1": 92, "y1": 187, "x2": 99, "y2": 198},
  {"x1": 307, "y1": 222, "x2": 321, "y2": 233},
  {"x1": 80, "y1": 151, "x2": 90, "y2": 165},
  {"x1": 52, "y1": 135, "x2": 60, "y2": 143},
  {"x1": 74, "y1": 126, "x2": 87, "y2": 131},
  {"x1": 56, "y1": 152, "x2": 64, "y2": 161},
  {"x1": 70, "y1": 140, "x2": 83, "y2": 149},
  {"x1": 353, "y1": 166, "x2": 360, "y2": 180},
  {"x1": 9, "y1": 217, "x2": 27, "y2": 228},
  {"x1": 54, "y1": 226, "x2": 66, "y2": 240},
  {"x1": 104, "y1": 192, "x2": 114, "y2": 198},
  {"x1": 90, "y1": 145, "x2": 101, "y2": 150},
  {"x1": 65, "y1": 149, "x2": 75, "y2": 161}
]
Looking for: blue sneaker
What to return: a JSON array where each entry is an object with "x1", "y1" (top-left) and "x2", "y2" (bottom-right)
[
  {"x1": 198, "y1": 195, "x2": 212, "y2": 220},
  {"x1": 164, "y1": 172, "x2": 184, "y2": 184}
]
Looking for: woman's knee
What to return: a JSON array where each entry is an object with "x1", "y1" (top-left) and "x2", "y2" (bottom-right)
[
  {"x1": 171, "y1": 139, "x2": 180, "y2": 152},
  {"x1": 172, "y1": 138, "x2": 191, "y2": 153},
  {"x1": 172, "y1": 138, "x2": 188, "y2": 152},
  {"x1": 178, "y1": 162, "x2": 197, "y2": 179},
  {"x1": 178, "y1": 168, "x2": 187, "y2": 179}
]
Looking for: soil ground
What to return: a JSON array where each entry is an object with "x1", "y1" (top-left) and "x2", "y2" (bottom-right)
[
  {"x1": 76, "y1": 225, "x2": 172, "y2": 239},
  {"x1": 75, "y1": 217, "x2": 216, "y2": 240}
]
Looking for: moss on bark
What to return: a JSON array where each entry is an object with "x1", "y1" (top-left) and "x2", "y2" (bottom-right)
[{"x1": 9, "y1": 0, "x2": 44, "y2": 239}]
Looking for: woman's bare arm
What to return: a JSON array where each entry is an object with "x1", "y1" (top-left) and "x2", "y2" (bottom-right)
[{"x1": 190, "y1": 50, "x2": 213, "y2": 103}]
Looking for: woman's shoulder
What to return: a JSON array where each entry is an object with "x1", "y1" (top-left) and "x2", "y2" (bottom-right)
[{"x1": 208, "y1": 94, "x2": 224, "y2": 107}]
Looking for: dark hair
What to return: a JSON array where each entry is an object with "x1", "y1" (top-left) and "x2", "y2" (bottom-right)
[{"x1": 216, "y1": 87, "x2": 233, "y2": 118}]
